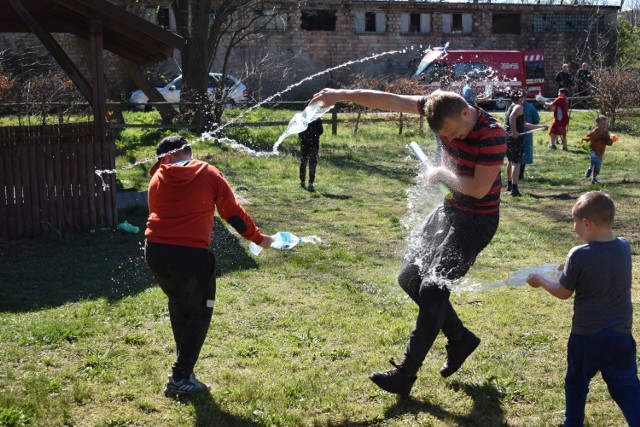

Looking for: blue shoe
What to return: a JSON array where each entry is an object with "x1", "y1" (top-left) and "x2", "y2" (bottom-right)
[
  {"x1": 585, "y1": 168, "x2": 592, "y2": 178},
  {"x1": 591, "y1": 178, "x2": 599, "y2": 185},
  {"x1": 164, "y1": 373, "x2": 210, "y2": 397}
]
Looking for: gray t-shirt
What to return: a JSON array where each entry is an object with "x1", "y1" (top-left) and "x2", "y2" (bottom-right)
[{"x1": 559, "y1": 237, "x2": 633, "y2": 335}]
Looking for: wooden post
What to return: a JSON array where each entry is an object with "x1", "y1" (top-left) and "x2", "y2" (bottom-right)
[{"x1": 90, "y1": 20, "x2": 106, "y2": 229}]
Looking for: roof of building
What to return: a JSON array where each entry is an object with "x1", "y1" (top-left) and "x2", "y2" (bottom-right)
[
  {"x1": 346, "y1": 0, "x2": 620, "y2": 6},
  {"x1": 0, "y1": 0, "x2": 184, "y2": 65}
]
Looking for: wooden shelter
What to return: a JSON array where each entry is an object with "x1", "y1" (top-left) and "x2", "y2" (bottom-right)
[{"x1": 0, "y1": 0, "x2": 184, "y2": 239}]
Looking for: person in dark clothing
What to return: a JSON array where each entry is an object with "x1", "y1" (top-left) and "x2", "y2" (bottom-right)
[
  {"x1": 555, "y1": 64, "x2": 573, "y2": 95},
  {"x1": 311, "y1": 88, "x2": 506, "y2": 396},
  {"x1": 299, "y1": 111, "x2": 324, "y2": 192},
  {"x1": 575, "y1": 62, "x2": 593, "y2": 97}
]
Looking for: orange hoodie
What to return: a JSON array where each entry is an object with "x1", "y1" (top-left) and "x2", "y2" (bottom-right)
[{"x1": 145, "y1": 159, "x2": 263, "y2": 249}]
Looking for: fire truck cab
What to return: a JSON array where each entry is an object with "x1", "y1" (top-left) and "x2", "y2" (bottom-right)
[{"x1": 416, "y1": 49, "x2": 545, "y2": 109}]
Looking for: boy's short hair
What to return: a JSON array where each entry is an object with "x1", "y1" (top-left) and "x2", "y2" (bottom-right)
[
  {"x1": 559, "y1": 88, "x2": 569, "y2": 96},
  {"x1": 596, "y1": 115, "x2": 608, "y2": 123},
  {"x1": 572, "y1": 191, "x2": 615, "y2": 227},
  {"x1": 424, "y1": 91, "x2": 469, "y2": 133},
  {"x1": 156, "y1": 135, "x2": 192, "y2": 157}
]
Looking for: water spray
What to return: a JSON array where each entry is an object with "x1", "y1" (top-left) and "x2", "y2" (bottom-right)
[{"x1": 407, "y1": 141, "x2": 452, "y2": 200}]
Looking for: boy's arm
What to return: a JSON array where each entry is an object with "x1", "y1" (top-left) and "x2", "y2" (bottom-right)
[
  {"x1": 508, "y1": 106, "x2": 521, "y2": 136},
  {"x1": 430, "y1": 164, "x2": 501, "y2": 200},
  {"x1": 527, "y1": 273, "x2": 574, "y2": 300},
  {"x1": 311, "y1": 89, "x2": 423, "y2": 115}
]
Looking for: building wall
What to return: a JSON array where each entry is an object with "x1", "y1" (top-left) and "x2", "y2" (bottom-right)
[
  {"x1": 0, "y1": 1, "x2": 618, "y2": 100},
  {"x1": 226, "y1": 2, "x2": 617, "y2": 98}
]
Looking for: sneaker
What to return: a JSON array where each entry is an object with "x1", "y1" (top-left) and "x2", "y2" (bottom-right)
[
  {"x1": 506, "y1": 182, "x2": 512, "y2": 192},
  {"x1": 585, "y1": 168, "x2": 592, "y2": 178},
  {"x1": 308, "y1": 184, "x2": 315, "y2": 192},
  {"x1": 164, "y1": 373, "x2": 210, "y2": 397},
  {"x1": 549, "y1": 145, "x2": 557, "y2": 150},
  {"x1": 511, "y1": 188, "x2": 522, "y2": 197},
  {"x1": 440, "y1": 330, "x2": 481, "y2": 378},
  {"x1": 562, "y1": 147, "x2": 568, "y2": 151},
  {"x1": 300, "y1": 182, "x2": 306, "y2": 189},
  {"x1": 591, "y1": 178, "x2": 599, "y2": 185},
  {"x1": 369, "y1": 358, "x2": 417, "y2": 396}
]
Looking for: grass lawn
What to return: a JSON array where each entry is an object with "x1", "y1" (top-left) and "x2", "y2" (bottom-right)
[{"x1": 0, "y1": 106, "x2": 639, "y2": 427}]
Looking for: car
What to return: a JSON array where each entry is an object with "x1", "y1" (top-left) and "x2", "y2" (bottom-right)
[{"x1": 126, "y1": 73, "x2": 249, "y2": 110}]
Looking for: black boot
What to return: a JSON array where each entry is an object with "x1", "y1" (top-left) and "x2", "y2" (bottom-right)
[
  {"x1": 440, "y1": 329, "x2": 481, "y2": 378},
  {"x1": 369, "y1": 358, "x2": 417, "y2": 395}
]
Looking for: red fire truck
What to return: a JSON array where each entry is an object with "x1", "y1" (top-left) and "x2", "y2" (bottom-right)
[{"x1": 415, "y1": 48, "x2": 545, "y2": 109}]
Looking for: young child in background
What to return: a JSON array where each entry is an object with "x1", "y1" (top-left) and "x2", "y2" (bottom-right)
[
  {"x1": 544, "y1": 88, "x2": 570, "y2": 151},
  {"x1": 527, "y1": 191, "x2": 640, "y2": 426},
  {"x1": 580, "y1": 115, "x2": 616, "y2": 185}
]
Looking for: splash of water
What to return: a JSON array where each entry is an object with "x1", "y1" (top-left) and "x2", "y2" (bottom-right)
[
  {"x1": 454, "y1": 264, "x2": 561, "y2": 292},
  {"x1": 95, "y1": 46, "x2": 415, "y2": 188},
  {"x1": 272, "y1": 103, "x2": 333, "y2": 153}
]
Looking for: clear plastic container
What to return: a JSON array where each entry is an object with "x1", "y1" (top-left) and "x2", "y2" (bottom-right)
[{"x1": 249, "y1": 231, "x2": 303, "y2": 255}]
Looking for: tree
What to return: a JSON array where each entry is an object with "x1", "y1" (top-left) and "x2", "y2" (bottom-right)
[
  {"x1": 590, "y1": 66, "x2": 640, "y2": 128},
  {"x1": 171, "y1": 0, "x2": 287, "y2": 132}
]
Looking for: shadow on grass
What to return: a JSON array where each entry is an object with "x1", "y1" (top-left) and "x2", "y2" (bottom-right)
[
  {"x1": 0, "y1": 209, "x2": 258, "y2": 313},
  {"x1": 328, "y1": 379, "x2": 505, "y2": 427},
  {"x1": 175, "y1": 391, "x2": 266, "y2": 427}
]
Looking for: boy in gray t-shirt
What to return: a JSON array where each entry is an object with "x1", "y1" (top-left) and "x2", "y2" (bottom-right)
[{"x1": 527, "y1": 191, "x2": 640, "y2": 426}]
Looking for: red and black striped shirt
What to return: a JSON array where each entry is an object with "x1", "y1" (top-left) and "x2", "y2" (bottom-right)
[{"x1": 419, "y1": 99, "x2": 507, "y2": 214}]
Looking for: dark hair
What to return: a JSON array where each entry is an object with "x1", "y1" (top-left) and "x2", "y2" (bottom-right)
[
  {"x1": 156, "y1": 135, "x2": 191, "y2": 157},
  {"x1": 510, "y1": 90, "x2": 524, "y2": 101},
  {"x1": 572, "y1": 191, "x2": 615, "y2": 227},
  {"x1": 424, "y1": 91, "x2": 469, "y2": 132},
  {"x1": 558, "y1": 88, "x2": 569, "y2": 95}
]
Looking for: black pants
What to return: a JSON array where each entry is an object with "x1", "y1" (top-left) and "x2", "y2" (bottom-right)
[
  {"x1": 144, "y1": 241, "x2": 216, "y2": 380},
  {"x1": 397, "y1": 205, "x2": 499, "y2": 374},
  {"x1": 300, "y1": 138, "x2": 319, "y2": 184}
]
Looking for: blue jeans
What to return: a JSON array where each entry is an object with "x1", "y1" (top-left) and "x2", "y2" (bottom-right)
[
  {"x1": 564, "y1": 331, "x2": 640, "y2": 427},
  {"x1": 589, "y1": 152, "x2": 602, "y2": 177}
]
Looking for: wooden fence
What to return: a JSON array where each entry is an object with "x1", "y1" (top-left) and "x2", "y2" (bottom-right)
[{"x1": 0, "y1": 123, "x2": 117, "y2": 239}]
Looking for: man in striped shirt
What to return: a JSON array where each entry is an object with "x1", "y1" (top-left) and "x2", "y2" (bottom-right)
[{"x1": 311, "y1": 89, "x2": 507, "y2": 395}]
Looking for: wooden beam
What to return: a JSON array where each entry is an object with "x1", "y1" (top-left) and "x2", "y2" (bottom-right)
[
  {"x1": 90, "y1": 20, "x2": 107, "y2": 143},
  {"x1": 6, "y1": 0, "x2": 93, "y2": 103}
]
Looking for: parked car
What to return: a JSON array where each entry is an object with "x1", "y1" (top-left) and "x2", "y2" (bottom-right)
[{"x1": 126, "y1": 73, "x2": 249, "y2": 110}]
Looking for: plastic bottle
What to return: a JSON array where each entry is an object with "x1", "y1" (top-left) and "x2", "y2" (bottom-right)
[
  {"x1": 273, "y1": 103, "x2": 333, "y2": 152},
  {"x1": 535, "y1": 94, "x2": 549, "y2": 104},
  {"x1": 249, "y1": 231, "x2": 303, "y2": 256},
  {"x1": 117, "y1": 220, "x2": 139, "y2": 234}
]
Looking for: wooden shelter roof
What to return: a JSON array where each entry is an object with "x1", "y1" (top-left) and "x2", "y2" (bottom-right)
[{"x1": 0, "y1": 0, "x2": 184, "y2": 65}]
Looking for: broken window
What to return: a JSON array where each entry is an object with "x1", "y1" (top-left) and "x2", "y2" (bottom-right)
[
  {"x1": 532, "y1": 14, "x2": 604, "y2": 33},
  {"x1": 301, "y1": 9, "x2": 336, "y2": 31},
  {"x1": 400, "y1": 13, "x2": 431, "y2": 34},
  {"x1": 492, "y1": 13, "x2": 521, "y2": 34}
]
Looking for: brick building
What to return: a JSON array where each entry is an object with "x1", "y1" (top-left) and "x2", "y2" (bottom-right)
[{"x1": 0, "y1": 1, "x2": 620, "y2": 100}]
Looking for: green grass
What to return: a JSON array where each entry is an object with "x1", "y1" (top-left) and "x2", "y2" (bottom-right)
[{"x1": 1, "y1": 107, "x2": 639, "y2": 427}]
